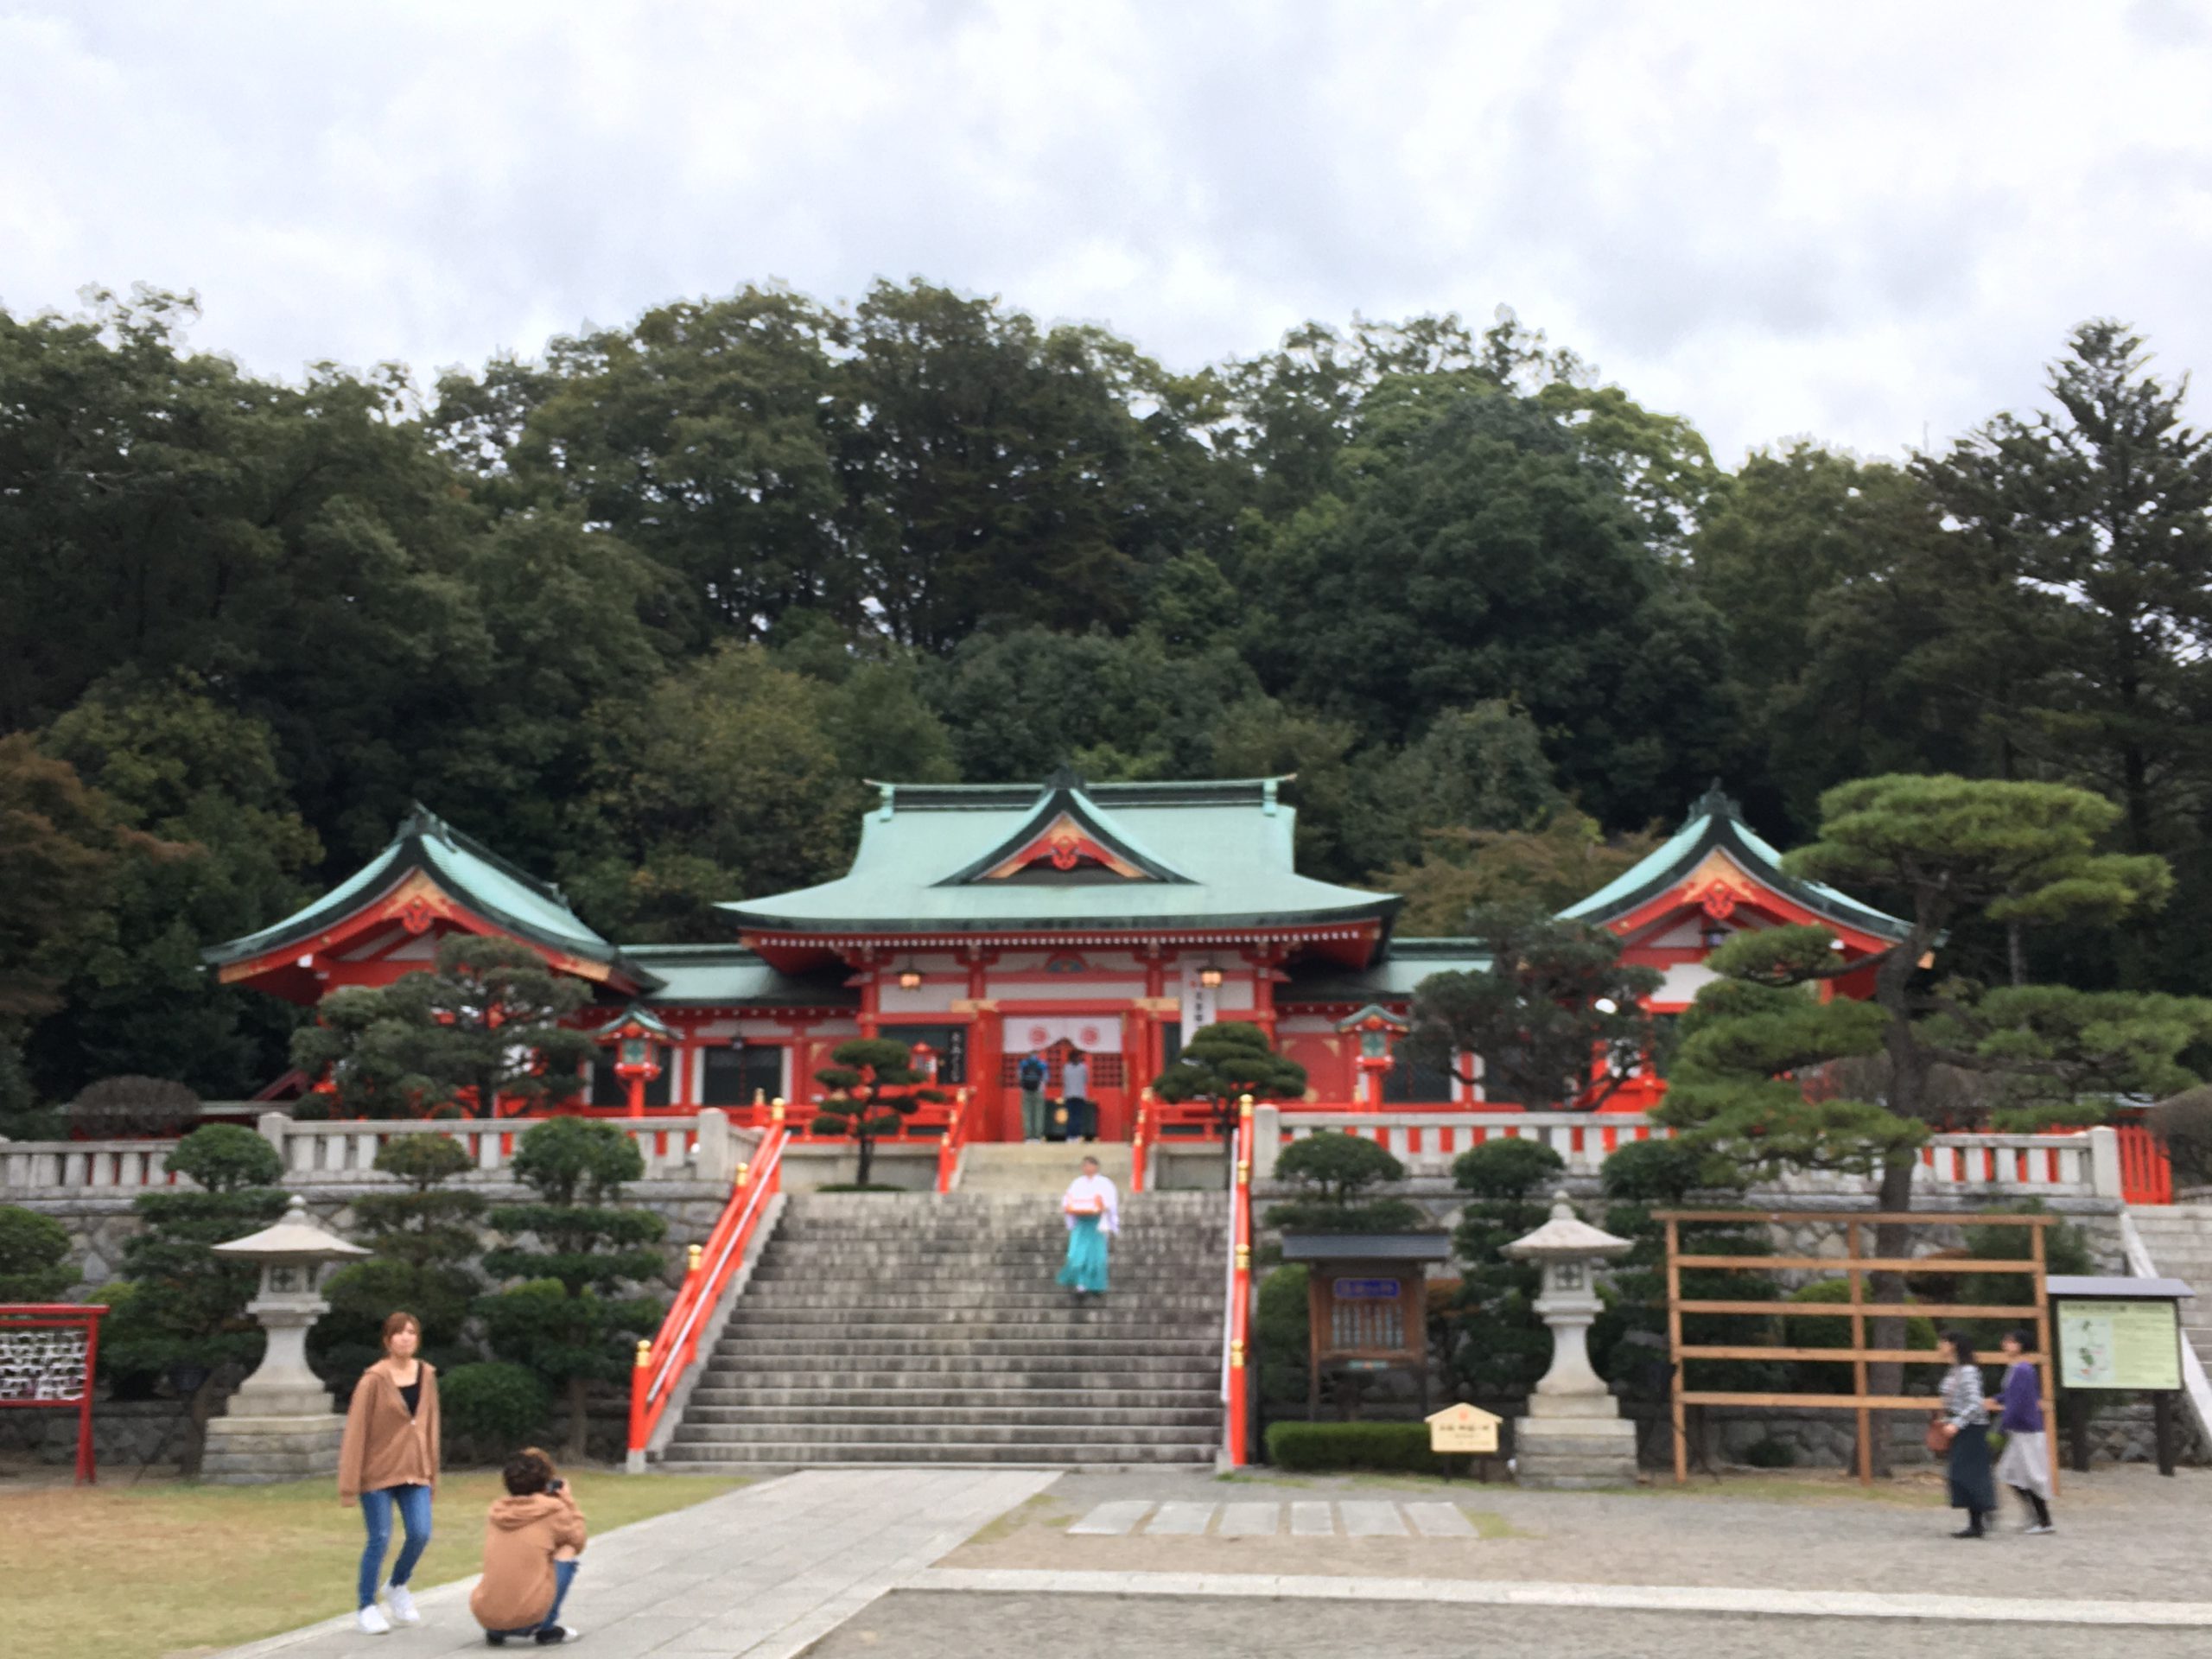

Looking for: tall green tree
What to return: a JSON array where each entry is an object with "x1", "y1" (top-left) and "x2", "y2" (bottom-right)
[
  {"x1": 34, "y1": 671, "x2": 320, "y2": 1098},
  {"x1": 480, "y1": 1117, "x2": 665, "y2": 1457},
  {"x1": 290, "y1": 935, "x2": 594, "y2": 1119},
  {"x1": 565, "y1": 643, "x2": 858, "y2": 938},
  {"x1": 1405, "y1": 905, "x2": 1662, "y2": 1110}
]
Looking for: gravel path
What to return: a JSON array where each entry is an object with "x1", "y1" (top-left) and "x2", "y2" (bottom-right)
[
  {"x1": 936, "y1": 1464, "x2": 2212, "y2": 1602},
  {"x1": 804, "y1": 1592, "x2": 2212, "y2": 1659}
]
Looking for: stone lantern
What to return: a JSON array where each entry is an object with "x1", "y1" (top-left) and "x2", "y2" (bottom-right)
[
  {"x1": 200, "y1": 1195, "x2": 367, "y2": 1484},
  {"x1": 1503, "y1": 1189, "x2": 1638, "y2": 1489}
]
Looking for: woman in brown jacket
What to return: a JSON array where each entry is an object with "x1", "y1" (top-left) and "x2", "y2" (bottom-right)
[{"x1": 339, "y1": 1311, "x2": 442, "y2": 1635}]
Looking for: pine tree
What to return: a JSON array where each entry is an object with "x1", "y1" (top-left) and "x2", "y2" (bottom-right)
[
  {"x1": 480, "y1": 1118, "x2": 664, "y2": 1458},
  {"x1": 810, "y1": 1038, "x2": 946, "y2": 1189},
  {"x1": 312, "y1": 1133, "x2": 486, "y2": 1380},
  {"x1": 98, "y1": 1125, "x2": 288, "y2": 1470}
]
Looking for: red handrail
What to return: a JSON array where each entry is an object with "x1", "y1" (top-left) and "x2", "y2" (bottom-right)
[
  {"x1": 1130, "y1": 1089, "x2": 1153, "y2": 1192},
  {"x1": 627, "y1": 1125, "x2": 788, "y2": 1463},
  {"x1": 934, "y1": 1087, "x2": 971, "y2": 1193},
  {"x1": 1222, "y1": 1094, "x2": 1255, "y2": 1466}
]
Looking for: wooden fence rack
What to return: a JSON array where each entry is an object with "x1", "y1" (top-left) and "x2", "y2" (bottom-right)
[{"x1": 1656, "y1": 1209, "x2": 2056, "y2": 1488}]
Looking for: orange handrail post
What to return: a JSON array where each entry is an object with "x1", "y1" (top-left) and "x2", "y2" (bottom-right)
[
  {"x1": 935, "y1": 1087, "x2": 969, "y2": 1193},
  {"x1": 1131, "y1": 1089, "x2": 1152, "y2": 1193},
  {"x1": 626, "y1": 1124, "x2": 789, "y2": 1469},
  {"x1": 1224, "y1": 1092, "x2": 1255, "y2": 1467}
]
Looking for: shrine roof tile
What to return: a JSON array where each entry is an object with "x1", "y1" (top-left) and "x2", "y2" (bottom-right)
[
  {"x1": 617, "y1": 945, "x2": 859, "y2": 1008},
  {"x1": 1559, "y1": 783, "x2": 1909, "y2": 942},
  {"x1": 1278, "y1": 940, "x2": 1491, "y2": 1004},
  {"x1": 722, "y1": 775, "x2": 1396, "y2": 937},
  {"x1": 204, "y1": 804, "x2": 650, "y2": 982}
]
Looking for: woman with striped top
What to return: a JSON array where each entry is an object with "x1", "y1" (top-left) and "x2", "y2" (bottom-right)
[{"x1": 1933, "y1": 1331, "x2": 1997, "y2": 1538}]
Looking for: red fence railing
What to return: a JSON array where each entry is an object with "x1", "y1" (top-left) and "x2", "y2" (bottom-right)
[
  {"x1": 627, "y1": 1125, "x2": 789, "y2": 1465},
  {"x1": 1222, "y1": 1095, "x2": 1254, "y2": 1467},
  {"x1": 2117, "y1": 1123, "x2": 2174, "y2": 1205}
]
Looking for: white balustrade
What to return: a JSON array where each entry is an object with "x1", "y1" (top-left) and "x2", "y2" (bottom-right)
[
  {"x1": 1272, "y1": 1109, "x2": 2112, "y2": 1198},
  {"x1": 0, "y1": 1111, "x2": 747, "y2": 1193}
]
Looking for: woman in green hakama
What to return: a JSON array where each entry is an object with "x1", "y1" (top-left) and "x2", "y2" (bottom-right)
[{"x1": 1056, "y1": 1156, "x2": 1119, "y2": 1296}]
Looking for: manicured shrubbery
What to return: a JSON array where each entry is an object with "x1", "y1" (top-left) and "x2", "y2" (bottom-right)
[
  {"x1": 440, "y1": 1361, "x2": 551, "y2": 1457},
  {"x1": 1264, "y1": 1131, "x2": 1422, "y2": 1234},
  {"x1": 0, "y1": 1204, "x2": 75, "y2": 1301},
  {"x1": 1265, "y1": 1421, "x2": 1445, "y2": 1474}
]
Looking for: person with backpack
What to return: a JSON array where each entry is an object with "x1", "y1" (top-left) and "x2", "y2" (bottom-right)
[{"x1": 1018, "y1": 1051, "x2": 1049, "y2": 1142}]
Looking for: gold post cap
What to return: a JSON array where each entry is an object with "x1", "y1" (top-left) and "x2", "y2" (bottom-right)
[{"x1": 633, "y1": 1338, "x2": 652, "y2": 1368}]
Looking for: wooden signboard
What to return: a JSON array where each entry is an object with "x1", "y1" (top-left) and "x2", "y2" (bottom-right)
[
  {"x1": 1426, "y1": 1402, "x2": 1501, "y2": 1455},
  {"x1": 2056, "y1": 1299, "x2": 2183, "y2": 1391}
]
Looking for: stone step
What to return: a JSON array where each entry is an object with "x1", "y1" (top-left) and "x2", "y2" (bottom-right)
[
  {"x1": 686, "y1": 1386, "x2": 1220, "y2": 1409},
  {"x1": 723, "y1": 1303, "x2": 1221, "y2": 1325},
  {"x1": 712, "y1": 1336, "x2": 1221, "y2": 1353},
  {"x1": 680, "y1": 1402, "x2": 1222, "y2": 1428},
  {"x1": 654, "y1": 1441, "x2": 1215, "y2": 1467},
  {"x1": 664, "y1": 1424, "x2": 1218, "y2": 1450},
  {"x1": 697, "y1": 1359, "x2": 1213, "y2": 1385}
]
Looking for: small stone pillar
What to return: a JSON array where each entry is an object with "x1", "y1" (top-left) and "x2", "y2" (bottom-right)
[
  {"x1": 200, "y1": 1196, "x2": 368, "y2": 1484},
  {"x1": 1503, "y1": 1189, "x2": 1638, "y2": 1489}
]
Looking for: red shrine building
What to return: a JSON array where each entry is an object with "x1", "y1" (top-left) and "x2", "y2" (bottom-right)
[{"x1": 206, "y1": 775, "x2": 1908, "y2": 1129}]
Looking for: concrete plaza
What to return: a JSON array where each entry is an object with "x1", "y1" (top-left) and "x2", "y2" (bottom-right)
[{"x1": 217, "y1": 1463, "x2": 2212, "y2": 1659}]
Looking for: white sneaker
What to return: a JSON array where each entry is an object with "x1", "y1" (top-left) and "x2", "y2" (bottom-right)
[
  {"x1": 385, "y1": 1585, "x2": 420, "y2": 1624},
  {"x1": 358, "y1": 1605, "x2": 392, "y2": 1636}
]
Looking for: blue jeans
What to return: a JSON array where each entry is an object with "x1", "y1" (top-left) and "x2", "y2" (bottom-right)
[
  {"x1": 491, "y1": 1560, "x2": 579, "y2": 1637},
  {"x1": 359, "y1": 1483, "x2": 434, "y2": 1609}
]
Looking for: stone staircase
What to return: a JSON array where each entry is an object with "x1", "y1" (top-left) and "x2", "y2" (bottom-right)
[
  {"x1": 955, "y1": 1141, "x2": 1132, "y2": 1195},
  {"x1": 656, "y1": 1187, "x2": 1228, "y2": 1469},
  {"x1": 2125, "y1": 1205, "x2": 2212, "y2": 1372}
]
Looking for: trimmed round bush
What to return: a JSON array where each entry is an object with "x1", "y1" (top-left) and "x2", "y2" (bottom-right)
[
  {"x1": 70, "y1": 1076, "x2": 200, "y2": 1138},
  {"x1": 0, "y1": 1205, "x2": 75, "y2": 1301},
  {"x1": 441, "y1": 1361, "x2": 551, "y2": 1457},
  {"x1": 1452, "y1": 1135, "x2": 1566, "y2": 1199},
  {"x1": 167, "y1": 1123, "x2": 283, "y2": 1192}
]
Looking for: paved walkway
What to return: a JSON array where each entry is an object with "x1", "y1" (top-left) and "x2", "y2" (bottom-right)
[
  {"x1": 1069, "y1": 1499, "x2": 1479, "y2": 1537},
  {"x1": 219, "y1": 1470, "x2": 1056, "y2": 1659}
]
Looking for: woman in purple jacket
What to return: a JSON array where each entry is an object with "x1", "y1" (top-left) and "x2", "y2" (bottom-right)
[{"x1": 1991, "y1": 1328, "x2": 2055, "y2": 1535}]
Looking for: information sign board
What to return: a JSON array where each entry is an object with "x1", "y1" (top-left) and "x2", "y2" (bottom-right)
[
  {"x1": 1427, "y1": 1402, "x2": 1501, "y2": 1454},
  {"x1": 2057, "y1": 1299, "x2": 2182, "y2": 1391}
]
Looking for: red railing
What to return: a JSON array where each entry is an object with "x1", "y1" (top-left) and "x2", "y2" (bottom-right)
[
  {"x1": 935, "y1": 1087, "x2": 973, "y2": 1193},
  {"x1": 1130, "y1": 1089, "x2": 1154, "y2": 1192},
  {"x1": 1221, "y1": 1094, "x2": 1255, "y2": 1467},
  {"x1": 627, "y1": 1125, "x2": 789, "y2": 1465},
  {"x1": 2118, "y1": 1123, "x2": 2175, "y2": 1205}
]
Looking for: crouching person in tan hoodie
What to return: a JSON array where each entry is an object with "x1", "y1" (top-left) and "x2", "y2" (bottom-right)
[{"x1": 470, "y1": 1448, "x2": 586, "y2": 1646}]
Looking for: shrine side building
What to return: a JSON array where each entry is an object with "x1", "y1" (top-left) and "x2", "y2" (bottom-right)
[{"x1": 207, "y1": 774, "x2": 1907, "y2": 1133}]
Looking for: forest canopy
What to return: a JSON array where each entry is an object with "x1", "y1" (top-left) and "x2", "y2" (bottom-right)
[{"x1": 5, "y1": 281, "x2": 2209, "y2": 1113}]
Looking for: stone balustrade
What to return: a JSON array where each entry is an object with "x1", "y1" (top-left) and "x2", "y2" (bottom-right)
[
  {"x1": 1258, "y1": 1107, "x2": 2125, "y2": 1201},
  {"x1": 0, "y1": 1109, "x2": 753, "y2": 1195}
]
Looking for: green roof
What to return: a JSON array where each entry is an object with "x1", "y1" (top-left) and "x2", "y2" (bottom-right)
[
  {"x1": 618, "y1": 945, "x2": 858, "y2": 1009},
  {"x1": 1280, "y1": 938, "x2": 1492, "y2": 1004},
  {"x1": 205, "y1": 804, "x2": 652, "y2": 984},
  {"x1": 1559, "y1": 784, "x2": 1909, "y2": 942},
  {"x1": 721, "y1": 775, "x2": 1398, "y2": 938}
]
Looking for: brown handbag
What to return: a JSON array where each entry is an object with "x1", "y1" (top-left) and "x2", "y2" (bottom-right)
[{"x1": 1925, "y1": 1415, "x2": 1955, "y2": 1455}]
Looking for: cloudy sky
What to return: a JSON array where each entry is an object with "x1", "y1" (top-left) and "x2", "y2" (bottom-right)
[{"x1": 5, "y1": 1, "x2": 2209, "y2": 463}]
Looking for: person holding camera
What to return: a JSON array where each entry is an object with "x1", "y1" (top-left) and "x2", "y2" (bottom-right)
[{"x1": 471, "y1": 1447, "x2": 587, "y2": 1645}]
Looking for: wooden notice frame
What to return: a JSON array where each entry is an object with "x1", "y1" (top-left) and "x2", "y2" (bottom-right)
[{"x1": 1656, "y1": 1209, "x2": 2056, "y2": 1490}]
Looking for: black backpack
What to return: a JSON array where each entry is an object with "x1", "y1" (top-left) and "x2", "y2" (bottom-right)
[{"x1": 1018, "y1": 1057, "x2": 1047, "y2": 1090}]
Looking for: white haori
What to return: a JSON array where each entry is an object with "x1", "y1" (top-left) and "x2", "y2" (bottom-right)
[
  {"x1": 1995, "y1": 1428, "x2": 2052, "y2": 1498},
  {"x1": 1061, "y1": 1172, "x2": 1121, "y2": 1234}
]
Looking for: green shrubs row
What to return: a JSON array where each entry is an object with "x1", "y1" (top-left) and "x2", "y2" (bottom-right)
[
  {"x1": 442, "y1": 1361, "x2": 553, "y2": 1455},
  {"x1": 1264, "y1": 1421, "x2": 1452, "y2": 1474}
]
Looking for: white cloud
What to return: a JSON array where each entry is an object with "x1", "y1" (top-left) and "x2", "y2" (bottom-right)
[{"x1": 4, "y1": 0, "x2": 2209, "y2": 463}]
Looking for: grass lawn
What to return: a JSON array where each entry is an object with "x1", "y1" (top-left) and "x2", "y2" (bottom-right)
[{"x1": 4, "y1": 1468, "x2": 747, "y2": 1659}]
